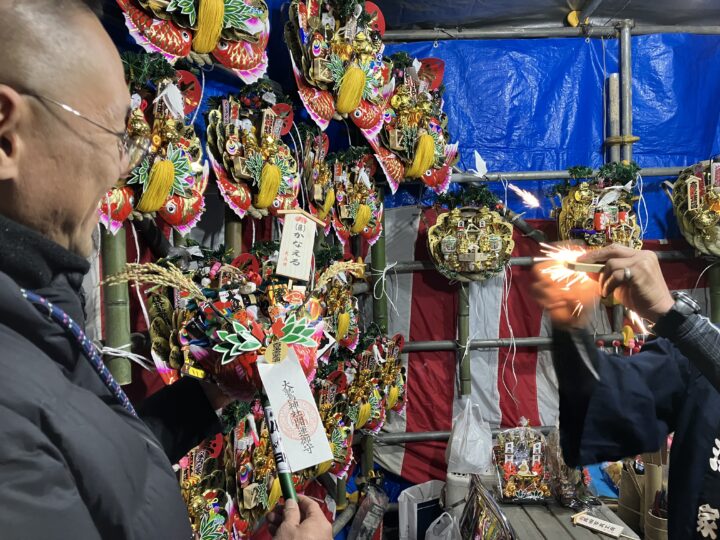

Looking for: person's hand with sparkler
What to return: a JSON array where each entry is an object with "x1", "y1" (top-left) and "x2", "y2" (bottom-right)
[
  {"x1": 531, "y1": 243, "x2": 602, "y2": 329},
  {"x1": 577, "y1": 244, "x2": 674, "y2": 323},
  {"x1": 267, "y1": 495, "x2": 332, "y2": 539}
]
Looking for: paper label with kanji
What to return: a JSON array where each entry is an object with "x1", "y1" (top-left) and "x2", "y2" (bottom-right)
[
  {"x1": 276, "y1": 213, "x2": 317, "y2": 282},
  {"x1": 574, "y1": 514, "x2": 623, "y2": 538},
  {"x1": 257, "y1": 348, "x2": 333, "y2": 472}
]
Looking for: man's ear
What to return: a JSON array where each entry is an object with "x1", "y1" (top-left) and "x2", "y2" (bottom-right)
[{"x1": 0, "y1": 85, "x2": 24, "y2": 181}]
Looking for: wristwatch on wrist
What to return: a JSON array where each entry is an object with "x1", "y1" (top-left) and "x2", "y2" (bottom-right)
[{"x1": 652, "y1": 291, "x2": 702, "y2": 339}]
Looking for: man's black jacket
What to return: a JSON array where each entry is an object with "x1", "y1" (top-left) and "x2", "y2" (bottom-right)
[{"x1": 0, "y1": 215, "x2": 220, "y2": 539}]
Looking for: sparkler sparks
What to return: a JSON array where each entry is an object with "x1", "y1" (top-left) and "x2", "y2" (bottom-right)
[
  {"x1": 536, "y1": 243, "x2": 651, "y2": 335},
  {"x1": 536, "y1": 243, "x2": 590, "y2": 290},
  {"x1": 508, "y1": 184, "x2": 541, "y2": 208},
  {"x1": 628, "y1": 309, "x2": 650, "y2": 335}
]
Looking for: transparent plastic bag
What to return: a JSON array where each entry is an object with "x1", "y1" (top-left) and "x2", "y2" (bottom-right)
[
  {"x1": 425, "y1": 512, "x2": 462, "y2": 540},
  {"x1": 446, "y1": 398, "x2": 493, "y2": 475}
]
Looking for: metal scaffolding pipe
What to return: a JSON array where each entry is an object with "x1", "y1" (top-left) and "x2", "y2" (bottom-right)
[
  {"x1": 403, "y1": 340, "x2": 457, "y2": 352},
  {"x1": 451, "y1": 165, "x2": 684, "y2": 183},
  {"x1": 376, "y1": 425, "x2": 555, "y2": 444},
  {"x1": 391, "y1": 251, "x2": 689, "y2": 275},
  {"x1": 332, "y1": 504, "x2": 358, "y2": 536},
  {"x1": 402, "y1": 333, "x2": 624, "y2": 352},
  {"x1": 384, "y1": 26, "x2": 617, "y2": 42},
  {"x1": 384, "y1": 25, "x2": 720, "y2": 43},
  {"x1": 352, "y1": 282, "x2": 370, "y2": 295},
  {"x1": 619, "y1": 20, "x2": 634, "y2": 162}
]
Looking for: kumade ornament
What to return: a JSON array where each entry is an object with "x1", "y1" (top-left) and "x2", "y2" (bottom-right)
[
  {"x1": 428, "y1": 206, "x2": 514, "y2": 282},
  {"x1": 554, "y1": 163, "x2": 642, "y2": 249},
  {"x1": 205, "y1": 81, "x2": 299, "y2": 219},
  {"x1": 116, "y1": 0, "x2": 270, "y2": 83},
  {"x1": 373, "y1": 52, "x2": 459, "y2": 194},
  {"x1": 299, "y1": 125, "x2": 335, "y2": 229},
  {"x1": 327, "y1": 147, "x2": 384, "y2": 247},
  {"x1": 494, "y1": 420, "x2": 552, "y2": 504},
  {"x1": 99, "y1": 54, "x2": 208, "y2": 236},
  {"x1": 284, "y1": 0, "x2": 391, "y2": 138},
  {"x1": 668, "y1": 160, "x2": 720, "y2": 256}
]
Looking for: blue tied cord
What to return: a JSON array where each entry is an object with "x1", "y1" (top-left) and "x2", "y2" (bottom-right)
[{"x1": 22, "y1": 289, "x2": 138, "y2": 418}]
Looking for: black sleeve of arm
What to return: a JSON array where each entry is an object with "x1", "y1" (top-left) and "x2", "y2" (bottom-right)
[
  {"x1": 552, "y1": 328, "x2": 600, "y2": 466},
  {"x1": 553, "y1": 328, "x2": 689, "y2": 467},
  {"x1": 137, "y1": 377, "x2": 222, "y2": 463},
  {"x1": 663, "y1": 314, "x2": 720, "y2": 393},
  {"x1": 0, "y1": 406, "x2": 101, "y2": 539}
]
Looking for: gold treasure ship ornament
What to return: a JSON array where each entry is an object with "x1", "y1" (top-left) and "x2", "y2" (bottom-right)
[{"x1": 428, "y1": 206, "x2": 514, "y2": 282}]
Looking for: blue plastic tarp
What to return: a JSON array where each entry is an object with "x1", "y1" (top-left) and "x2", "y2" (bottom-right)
[
  {"x1": 384, "y1": 35, "x2": 720, "y2": 240},
  {"x1": 103, "y1": 0, "x2": 720, "y2": 240}
]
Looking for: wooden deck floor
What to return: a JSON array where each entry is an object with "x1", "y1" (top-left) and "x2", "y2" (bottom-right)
[{"x1": 499, "y1": 502, "x2": 640, "y2": 539}]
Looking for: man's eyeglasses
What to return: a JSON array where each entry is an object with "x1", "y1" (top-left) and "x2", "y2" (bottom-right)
[{"x1": 27, "y1": 93, "x2": 150, "y2": 175}]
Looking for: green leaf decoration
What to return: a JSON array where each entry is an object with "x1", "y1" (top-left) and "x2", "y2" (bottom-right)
[
  {"x1": 246, "y1": 153, "x2": 264, "y2": 185},
  {"x1": 213, "y1": 343, "x2": 235, "y2": 365},
  {"x1": 215, "y1": 320, "x2": 262, "y2": 364},
  {"x1": 348, "y1": 404, "x2": 359, "y2": 424},
  {"x1": 232, "y1": 321, "x2": 249, "y2": 335},
  {"x1": 257, "y1": 481, "x2": 269, "y2": 510},
  {"x1": 167, "y1": 0, "x2": 197, "y2": 26},
  {"x1": 328, "y1": 54, "x2": 346, "y2": 88},
  {"x1": 128, "y1": 157, "x2": 151, "y2": 188},
  {"x1": 402, "y1": 125, "x2": 419, "y2": 154},
  {"x1": 121, "y1": 52, "x2": 177, "y2": 91},
  {"x1": 167, "y1": 143, "x2": 192, "y2": 197},
  {"x1": 567, "y1": 165, "x2": 594, "y2": 181},
  {"x1": 361, "y1": 63, "x2": 378, "y2": 101},
  {"x1": 198, "y1": 511, "x2": 226, "y2": 540},
  {"x1": 240, "y1": 341, "x2": 261, "y2": 351},
  {"x1": 224, "y1": 0, "x2": 263, "y2": 30},
  {"x1": 226, "y1": 334, "x2": 242, "y2": 346}
]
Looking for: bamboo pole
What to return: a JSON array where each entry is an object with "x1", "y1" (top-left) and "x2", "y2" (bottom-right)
[
  {"x1": 607, "y1": 74, "x2": 621, "y2": 163},
  {"x1": 370, "y1": 190, "x2": 389, "y2": 334},
  {"x1": 458, "y1": 283, "x2": 471, "y2": 395},
  {"x1": 336, "y1": 477, "x2": 348, "y2": 511},
  {"x1": 173, "y1": 229, "x2": 186, "y2": 247},
  {"x1": 224, "y1": 208, "x2": 243, "y2": 254},
  {"x1": 101, "y1": 228, "x2": 132, "y2": 385},
  {"x1": 618, "y1": 20, "x2": 635, "y2": 162}
]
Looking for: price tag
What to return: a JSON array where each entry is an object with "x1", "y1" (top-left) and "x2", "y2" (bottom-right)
[
  {"x1": 258, "y1": 348, "x2": 333, "y2": 472},
  {"x1": 276, "y1": 213, "x2": 317, "y2": 282},
  {"x1": 573, "y1": 513, "x2": 624, "y2": 538}
]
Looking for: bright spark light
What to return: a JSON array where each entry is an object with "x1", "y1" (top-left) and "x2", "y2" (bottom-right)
[
  {"x1": 536, "y1": 243, "x2": 589, "y2": 291},
  {"x1": 629, "y1": 310, "x2": 650, "y2": 335},
  {"x1": 537, "y1": 244, "x2": 651, "y2": 335},
  {"x1": 508, "y1": 184, "x2": 541, "y2": 208}
]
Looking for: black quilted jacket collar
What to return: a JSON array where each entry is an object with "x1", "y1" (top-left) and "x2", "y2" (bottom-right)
[{"x1": 0, "y1": 213, "x2": 89, "y2": 291}]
